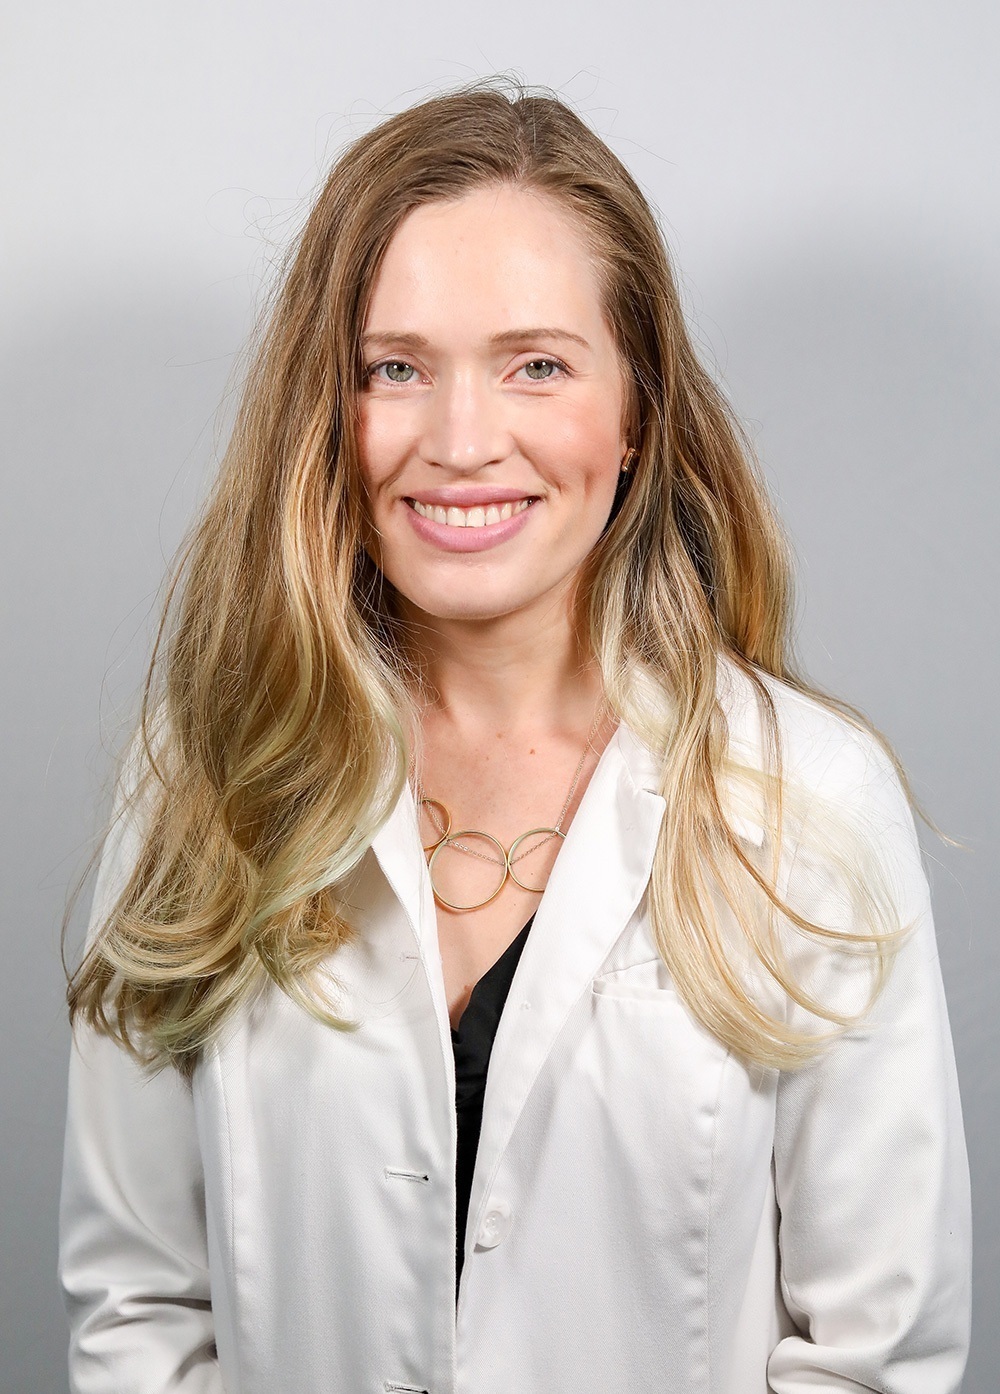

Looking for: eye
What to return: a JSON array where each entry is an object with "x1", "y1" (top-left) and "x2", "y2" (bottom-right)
[
  {"x1": 367, "y1": 360, "x2": 419, "y2": 385},
  {"x1": 514, "y1": 357, "x2": 568, "y2": 382}
]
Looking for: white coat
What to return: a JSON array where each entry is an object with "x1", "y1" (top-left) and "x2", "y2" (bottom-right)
[{"x1": 59, "y1": 660, "x2": 972, "y2": 1393}]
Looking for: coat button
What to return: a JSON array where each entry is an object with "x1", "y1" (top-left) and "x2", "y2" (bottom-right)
[{"x1": 476, "y1": 1199, "x2": 512, "y2": 1249}]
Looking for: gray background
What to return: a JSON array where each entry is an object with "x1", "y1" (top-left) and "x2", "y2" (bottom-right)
[{"x1": 2, "y1": 2, "x2": 996, "y2": 1389}]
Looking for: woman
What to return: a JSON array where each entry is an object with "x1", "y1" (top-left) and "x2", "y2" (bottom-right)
[{"x1": 60, "y1": 80, "x2": 971, "y2": 1392}]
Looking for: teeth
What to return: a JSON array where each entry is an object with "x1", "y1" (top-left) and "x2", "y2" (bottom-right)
[{"x1": 410, "y1": 498, "x2": 534, "y2": 527}]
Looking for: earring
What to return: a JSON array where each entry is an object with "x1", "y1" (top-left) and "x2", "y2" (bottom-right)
[{"x1": 620, "y1": 447, "x2": 638, "y2": 474}]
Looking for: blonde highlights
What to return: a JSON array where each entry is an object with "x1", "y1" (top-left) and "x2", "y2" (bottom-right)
[{"x1": 67, "y1": 77, "x2": 908, "y2": 1075}]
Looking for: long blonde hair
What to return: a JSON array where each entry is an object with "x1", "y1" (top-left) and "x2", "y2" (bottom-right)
[{"x1": 67, "y1": 76, "x2": 909, "y2": 1076}]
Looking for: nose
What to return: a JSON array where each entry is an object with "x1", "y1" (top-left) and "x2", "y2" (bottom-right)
[{"x1": 417, "y1": 368, "x2": 513, "y2": 473}]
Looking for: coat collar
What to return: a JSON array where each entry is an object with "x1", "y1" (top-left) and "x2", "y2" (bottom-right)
[
  {"x1": 622, "y1": 654, "x2": 768, "y2": 848},
  {"x1": 713, "y1": 654, "x2": 769, "y2": 848}
]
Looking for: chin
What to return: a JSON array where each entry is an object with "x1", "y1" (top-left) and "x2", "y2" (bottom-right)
[{"x1": 411, "y1": 592, "x2": 528, "y2": 623}]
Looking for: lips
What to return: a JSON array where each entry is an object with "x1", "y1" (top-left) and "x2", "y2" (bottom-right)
[
  {"x1": 407, "y1": 498, "x2": 535, "y2": 529},
  {"x1": 401, "y1": 494, "x2": 538, "y2": 553}
]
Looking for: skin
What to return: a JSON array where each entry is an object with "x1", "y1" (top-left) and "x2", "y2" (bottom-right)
[{"x1": 356, "y1": 182, "x2": 633, "y2": 1026}]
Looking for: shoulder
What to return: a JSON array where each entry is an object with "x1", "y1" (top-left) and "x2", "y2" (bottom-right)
[
  {"x1": 86, "y1": 708, "x2": 172, "y2": 940},
  {"x1": 718, "y1": 655, "x2": 898, "y2": 802},
  {"x1": 718, "y1": 659, "x2": 931, "y2": 988},
  {"x1": 715, "y1": 656, "x2": 916, "y2": 863}
]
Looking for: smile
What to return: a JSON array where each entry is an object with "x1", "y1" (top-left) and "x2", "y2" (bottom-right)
[
  {"x1": 402, "y1": 494, "x2": 539, "y2": 554},
  {"x1": 406, "y1": 498, "x2": 537, "y2": 528}
]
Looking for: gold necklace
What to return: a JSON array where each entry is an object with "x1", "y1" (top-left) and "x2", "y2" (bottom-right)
[{"x1": 412, "y1": 701, "x2": 607, "y2": 912}]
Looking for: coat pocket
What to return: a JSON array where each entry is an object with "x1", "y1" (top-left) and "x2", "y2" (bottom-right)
[{"x1": 590, "y1": 955, "x2": 675, "y2": 999}]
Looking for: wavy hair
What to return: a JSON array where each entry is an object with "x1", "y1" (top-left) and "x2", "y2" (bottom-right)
[{"x1": 67, "y1": 76, "x2": 911, "y2": 1076}]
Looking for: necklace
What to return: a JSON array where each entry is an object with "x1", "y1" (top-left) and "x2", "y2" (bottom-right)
[{"x1": 412, "y1": 701, "x2": 608, "y2": 912}]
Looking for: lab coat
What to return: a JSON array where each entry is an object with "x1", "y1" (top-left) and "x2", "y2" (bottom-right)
[{"x1": 59, "y1": 660, "x2": 972, "y2": 1393}]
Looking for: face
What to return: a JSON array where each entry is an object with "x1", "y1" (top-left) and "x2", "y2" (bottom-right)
[{"x1": 356, "y1": 184, "x2": 628, "y2": 633}]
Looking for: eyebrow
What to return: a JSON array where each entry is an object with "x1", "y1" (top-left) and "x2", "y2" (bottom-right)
[{"x1": 360, "y1": 327, "x2": 592, "y2": 353}]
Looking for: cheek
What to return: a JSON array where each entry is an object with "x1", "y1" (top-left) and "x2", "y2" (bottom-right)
[
  {"x1": 545, "y1": 404, "x2": 622, "y2": 497},
  {"x1": 356, "y1": 406, "x2": 400, "y2": 505}
]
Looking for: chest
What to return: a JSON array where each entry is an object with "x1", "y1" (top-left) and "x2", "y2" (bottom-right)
[
  {"x1": 419, "y1": 796, "x2": 582, "y2": 1032},
  {"x1": 415, "y1": 712, "x2": 616, "y2": 1029}
]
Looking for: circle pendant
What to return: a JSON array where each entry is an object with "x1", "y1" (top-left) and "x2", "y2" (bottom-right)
[
  {"x1": 418, "y1": 797, "x2": 452, "y2": 853},
  {"x1": 507, "y1": 827, "x2": 565, "y2": 893},
  {"x1": 427, "y1": 830, "x2": 509, "y2": 911}
]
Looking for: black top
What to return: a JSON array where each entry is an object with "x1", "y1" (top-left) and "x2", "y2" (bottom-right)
[{"x1": 451, "y1": 914, "x2": 534, "y2": 1293}]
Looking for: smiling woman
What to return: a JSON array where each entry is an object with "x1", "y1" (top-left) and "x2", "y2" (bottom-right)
[
  {"x1": 60, "y1": 77, "x2": 970, "y2": 1393},
  {"x1": 358, "y1": 187, "x2": 627, "y2": 613}
]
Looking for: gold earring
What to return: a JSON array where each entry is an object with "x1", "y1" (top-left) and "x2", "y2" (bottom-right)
[{"x1": 620, "y1": 447, "x2": 638, "y2": 474}]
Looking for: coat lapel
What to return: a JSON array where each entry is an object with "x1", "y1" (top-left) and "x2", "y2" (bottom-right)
[
  {"x1": 369, "y1": 775, "x2": 459, "y2": 1093},
  {"x1": 368, "y1": 774, "x2": 426, "y2": 953},
  {"x1": 467, "y1": 722, "x2": 668, "y2": 1227}
]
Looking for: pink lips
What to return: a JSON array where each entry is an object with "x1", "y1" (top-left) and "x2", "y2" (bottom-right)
[{"x1": 402, "y1": 498, "x2": 538, "y2": 553}]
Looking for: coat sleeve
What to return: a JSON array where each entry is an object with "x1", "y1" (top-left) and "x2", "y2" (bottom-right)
[
  {"x1": 59, "y1": 745, "x2": 223, "y2": 1393},
  {"x1": 767, "y1": 737, "x2": 972, "y2": 1393}
]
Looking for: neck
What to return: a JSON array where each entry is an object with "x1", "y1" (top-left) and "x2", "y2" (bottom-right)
[{"x1": 399, "y1": 595, "x2": 604, "y2": 740}]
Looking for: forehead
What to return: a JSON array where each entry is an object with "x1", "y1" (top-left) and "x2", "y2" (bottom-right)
[{"x1": 364, "y1": 185, "x2": 611, "y2": 345}]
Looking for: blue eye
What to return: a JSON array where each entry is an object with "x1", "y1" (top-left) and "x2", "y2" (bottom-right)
[
  {"x1": 518, "y1": 358, "x2": 567, "y2": 381},
  {"x1": 369, "y1": 360, "x2": 418, "y2": 384}
]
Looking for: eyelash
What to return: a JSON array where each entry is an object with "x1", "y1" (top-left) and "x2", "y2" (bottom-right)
[{"x1": 365, "y1": 356, "x2": 571, "y2": 385}]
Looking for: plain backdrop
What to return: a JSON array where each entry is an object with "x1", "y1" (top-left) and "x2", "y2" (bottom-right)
[{"x1": 2, "y1": 2, "x2": 997, "y2": 1389}]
